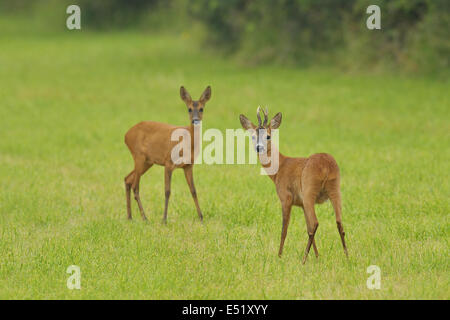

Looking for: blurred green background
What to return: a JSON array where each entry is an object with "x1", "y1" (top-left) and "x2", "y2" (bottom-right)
[{"x1": 1, "y1": 0, "x2": 449, "y2": 74}]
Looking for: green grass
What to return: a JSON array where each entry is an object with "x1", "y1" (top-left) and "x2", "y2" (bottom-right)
[{"x1": 0, "y1": 27, "x2": 449, "y2": 299}]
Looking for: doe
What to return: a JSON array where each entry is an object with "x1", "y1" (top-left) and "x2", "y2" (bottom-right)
[
  {"x1": 124, "y1": 86, "x2": 211, "y2": 223},
  {"x1": 239, "y1": 107, "x2": 348, "y2": 263}
]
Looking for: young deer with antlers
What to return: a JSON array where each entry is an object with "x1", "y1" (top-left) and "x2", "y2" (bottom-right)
[
  {"x1": 124, "y1": 86, "x2": 211, "y2": 223},
  {"x1": 240, "y1": 107, "x2": 348, "y2": 263}
]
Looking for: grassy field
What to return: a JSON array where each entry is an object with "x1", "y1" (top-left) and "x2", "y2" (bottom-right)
[{"x1": 0, "y1": 27, "x2": 449, "y2": 299}]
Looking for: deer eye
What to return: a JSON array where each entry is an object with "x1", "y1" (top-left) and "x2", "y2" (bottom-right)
[
  {"x1": 199, "y1": 108, "x2": 203, "y2": 112},
  {"x1": 266, "y1": 135, "x2": 271, "y2": 140},
  {"x1": 188, "y1": 109, "x2": 192, "y2": 113}
]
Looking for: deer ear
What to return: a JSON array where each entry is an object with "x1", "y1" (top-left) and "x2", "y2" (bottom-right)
[
  {"x1": 180, "y1": 86, "x2": 192, "y2": 104},
  {"x1": 240, "y1": 114, "x2": 255, "y2": 130},
  {"x1": 199, "y1": 86, "x2": 211, "y2": 104},
  {"x1": 270, "y1": 112, "x2": 282, "y2": 129}
]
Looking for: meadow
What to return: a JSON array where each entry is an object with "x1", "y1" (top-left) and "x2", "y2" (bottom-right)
[{"x1": 0, "y1": 26, "x2": 448, "y2": 299}]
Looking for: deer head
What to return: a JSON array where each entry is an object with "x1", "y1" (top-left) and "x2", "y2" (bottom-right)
[
  {"x1": 180, "y1": 86, "x2": 211, "y2": 125},
  {"x1": 240, "y1": 107, "x2": 282, "y2": 154}
]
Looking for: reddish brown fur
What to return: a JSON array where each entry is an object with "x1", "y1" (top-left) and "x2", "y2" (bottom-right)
[
  {"x1": 124, "y1": 86, "x2": 211, "y2": 223},
  {"x1": 240, "y1": 109, "x2": 348, "y2": 263}
]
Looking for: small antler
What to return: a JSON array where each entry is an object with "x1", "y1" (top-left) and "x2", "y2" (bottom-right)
[
  {"x1": 263, "y1": 107, "x2": 268, "y2": 127},
  {"x1": 256, "y1": 106, "x2": 262, "y2": 127}
]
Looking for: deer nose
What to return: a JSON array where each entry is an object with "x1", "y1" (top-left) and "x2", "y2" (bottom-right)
[
  {"x1": 256, "y1": 145, "x2": 264, "y2": 153},
  {"x1": 192, "y1": 119, "x2": 201, "y2": 125}
]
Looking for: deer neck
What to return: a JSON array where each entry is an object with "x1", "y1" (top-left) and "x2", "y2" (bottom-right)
[
  {"x1": 189, "y1": 124, "x2": 202, "y2": 160},
  {"x1": 259, "y1": 146, "x2": 286, "y2": 182}
]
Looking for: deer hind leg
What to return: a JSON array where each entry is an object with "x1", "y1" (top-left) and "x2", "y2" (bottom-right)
[
  {"x1": 124, "y1": 170, "x2": 135, "y2": 219},
  {"x1": 162, "y1": 166, "x2": 173, "y2": 224},
  {"x1": 301, "y1": 205, "x2": 319, "y2": 258},
  {"x1": 278, "y1": 194, "x2": 293, "y2": 258},
  {"x1": 312, "y1": 239, "x2": 319, "y2": 258},
  {"x1": 132, "y1": 156, "x2": 151, "y2": 221},
  {"x1": 183, "y1": 165, "x2": 203, "y2": 222},
  {"x1": 326, "y1": 178, "x2": 348, "y2": 257},
  {"x1": 301, "y1": 183, "x2": 322, "y2": 264}
]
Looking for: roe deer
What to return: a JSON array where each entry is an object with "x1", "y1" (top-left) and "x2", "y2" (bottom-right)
[
  {"x1": 239, "y1": 107, "x2": 348, "y2": 263},
  {"x1": 124, "y1": 86, "x2": 211, "y2": 223}
]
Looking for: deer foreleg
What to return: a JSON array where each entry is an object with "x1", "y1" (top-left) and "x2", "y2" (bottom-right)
[
  {"x1": 278, "y1": 196, "x2": 292, "y2": 257},
  {"x1": 183, "y1": 165, "x2": 203, "y2": 222}
]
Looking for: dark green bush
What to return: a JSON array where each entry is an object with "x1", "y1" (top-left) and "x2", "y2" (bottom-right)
[{"x1": 189, "y1": 0, "x2": 448, "y2": 73}]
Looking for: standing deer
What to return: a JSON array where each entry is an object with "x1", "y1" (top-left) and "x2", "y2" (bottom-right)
[
  {"x1": 239, "y1": 107, "x2": 348, "y2": 263},
  {"x1": 124, "y1": 86, "x2": 211, "y2": 223}
]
